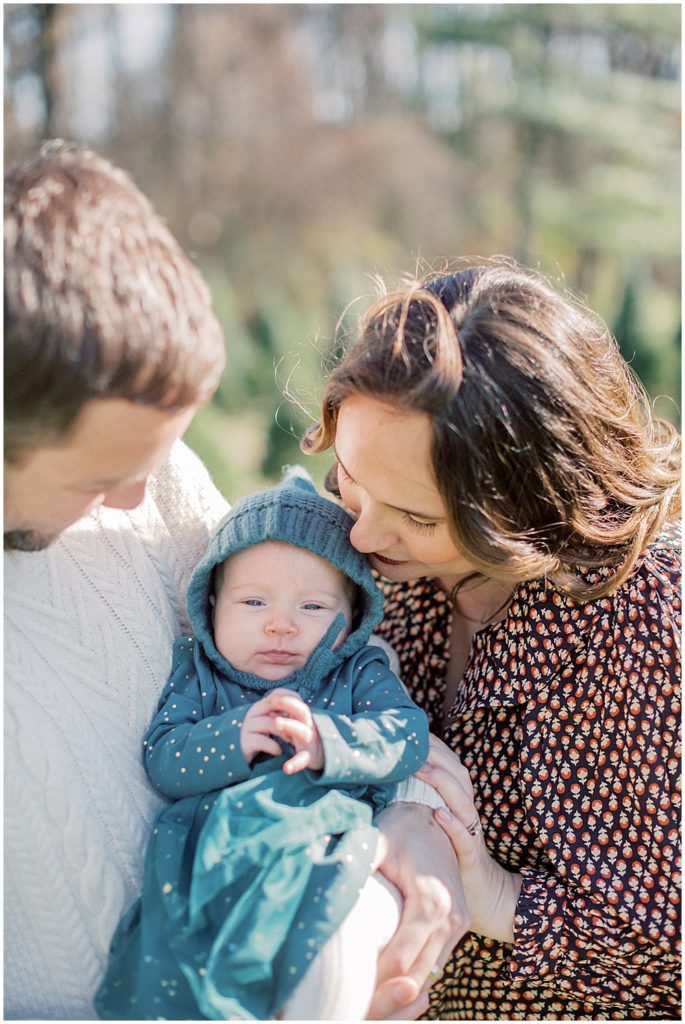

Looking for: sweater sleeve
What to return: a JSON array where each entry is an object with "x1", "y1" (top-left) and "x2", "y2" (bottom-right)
[
  {"x1": 145, "y1": 441, "x2": 229, "y2": 634},
  {"x1": 511, "y1": 553, "x2": 681, "y2": 1016},
  {"x1": 312, "y1": 648, "x2": 429, "y2": 788},
  {"x1": 144, "y1": 637, "x2": 252, "y2": 798}
]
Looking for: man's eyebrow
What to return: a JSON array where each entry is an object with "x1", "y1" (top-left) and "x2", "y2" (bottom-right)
[{"x1": 333, "y1": 449, "x2": 446, "y2": 522}]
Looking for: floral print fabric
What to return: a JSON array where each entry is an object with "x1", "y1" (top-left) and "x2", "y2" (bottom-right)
[{"x1": 374, "y1": 535, "x2": 681, "y2": 1020}]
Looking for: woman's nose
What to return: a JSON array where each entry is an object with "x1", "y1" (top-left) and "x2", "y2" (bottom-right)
[{"x1": 349, "y1": 508, "x2": 396, "y2": 554}]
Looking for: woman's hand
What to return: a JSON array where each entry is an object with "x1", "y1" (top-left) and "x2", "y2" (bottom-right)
[
  {"x1": 416, "y1": 733, "x2": 522, "y2": 944},
  {"x1": 365, "y1": 802, "x2": 469, "y2": 1020}
]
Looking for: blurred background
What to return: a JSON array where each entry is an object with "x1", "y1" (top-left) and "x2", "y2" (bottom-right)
[{"x1": 4, "y1": 3, "x2": 681, "y2": 500}]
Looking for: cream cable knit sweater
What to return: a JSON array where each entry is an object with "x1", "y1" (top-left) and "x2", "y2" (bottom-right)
[
  {"x1": 4, "y1": 441, "x2": 228, "y2": 1020},
  {"x1": 4, "y1": 442, "x2": 440, "y2": 1020}
]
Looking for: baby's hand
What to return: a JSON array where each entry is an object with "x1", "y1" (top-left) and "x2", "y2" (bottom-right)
[
  {"x1": 240, "y1": 690, "x2": 324, "y2": 773},
  {"x1": 269, "y1": 690, "x2": 324, "y2": 774},
  {"x1": 240, "y1": 694, "x2": 286, "y2": 764}
]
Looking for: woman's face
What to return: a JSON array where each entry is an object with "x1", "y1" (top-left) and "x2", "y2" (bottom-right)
[{"x1": 333, "y1": 395, "x2": 477, "y2": 588}]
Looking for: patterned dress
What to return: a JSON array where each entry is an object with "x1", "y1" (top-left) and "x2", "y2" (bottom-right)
[{"x1": 374, "y1": 534, "x2": 681, "y2": 1020}]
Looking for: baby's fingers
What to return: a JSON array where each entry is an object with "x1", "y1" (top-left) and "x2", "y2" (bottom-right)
[
  {"x1": 251, "y1": 734, "x2": 283, "y2": 759},
  {"x1": 245, "y1": 713, "x2": 280, "y2": 735},
  {"x1": 271, "y1": 715, "x2": 314, "y2": 748},
  {"x1": 266, "y1": 691, "x2": 311, "y2": 723},
  {"x1": 283, "y1": 750, "x2": 312, "y2": 775}
]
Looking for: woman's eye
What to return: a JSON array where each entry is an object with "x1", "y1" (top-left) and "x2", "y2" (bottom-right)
[
  {"x1": 336, "y1": 462, "x2": 359, "y2": 491},
  {"x1": 403, "y1": 513, "x2": 438, "y2": 534}
]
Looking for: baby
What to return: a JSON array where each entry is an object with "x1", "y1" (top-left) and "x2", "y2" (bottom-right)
[{"x1": 95, "y1": 468, "x2": 429, "y2": 1020}]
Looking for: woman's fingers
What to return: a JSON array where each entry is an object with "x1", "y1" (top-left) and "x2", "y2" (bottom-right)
[
  {"x1": 434, "y1": 806, "x2": 480, "y2": 867},
  {"x1": 416, "y1": 733, "x2": 478, "y2": 831},
  {"x1": 426, "y1": 732, "x2": 471, "y2": 780},
  {"x1": 416, "y1": 762, "x2": 474, "y2": 824}
]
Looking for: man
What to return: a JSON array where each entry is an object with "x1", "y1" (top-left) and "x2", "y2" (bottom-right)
[
  {"x1": 5, "y1": 141, "x2": 464, "y2": 1020},
  {"x1": 4, "y1": 139, "x2": 226, "y2": 553},
  {"x1": 4, "y1": 140, "x2": 229, "y2": 1018}
]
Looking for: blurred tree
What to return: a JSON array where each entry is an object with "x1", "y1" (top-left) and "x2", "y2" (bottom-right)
[
  {"x1": 4, "y1": 3, "x2": 68, "y2": 144},
  {"x1": 4, "y1": 2, "x2": 680, "y2": 496},
  {"x1": 613, "y1": 275, "x2": 659, "y2": 389},
  {"x1": 415, "y1": 3, "x2": 680, "y2": 405}
]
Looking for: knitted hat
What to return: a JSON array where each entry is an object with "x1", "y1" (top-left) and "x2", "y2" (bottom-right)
[{"x1": 187, "y1": 467, "x2": 384, "y2": 678}]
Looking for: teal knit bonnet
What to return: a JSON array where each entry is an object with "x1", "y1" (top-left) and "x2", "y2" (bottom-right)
[{"x1": 186, "y1": 467, "x2": 385, "y2": 690}]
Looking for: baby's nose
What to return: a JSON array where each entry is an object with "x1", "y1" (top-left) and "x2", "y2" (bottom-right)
[{"x1": 265, "y1": 611, "x2": 297, "y2": 635}]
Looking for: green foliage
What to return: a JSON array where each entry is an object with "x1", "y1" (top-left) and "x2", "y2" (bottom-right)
[
  {"x1": 5, "y1": 2, "x2": 680, "y2": 493},
  {"x1": 613, "y1": 276, "x2": 658, "y2": 387}
]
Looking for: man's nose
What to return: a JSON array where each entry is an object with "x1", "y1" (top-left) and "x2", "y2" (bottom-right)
[{"x1": 102, "y1": 479, "x2": 148, "y2": 511}]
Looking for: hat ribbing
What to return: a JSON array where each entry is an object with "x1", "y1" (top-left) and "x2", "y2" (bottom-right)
[{"x1": 186, "y1": 467, "x2": 384, "y2": 675}]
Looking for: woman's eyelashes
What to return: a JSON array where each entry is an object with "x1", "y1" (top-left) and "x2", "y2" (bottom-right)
[
  {"x1": 402, "y1": 513, "x2": 438, "y2": 534},
  {"x1": 337, "y1": 461, "x2": 438, "y2": 534},
  {"x1": 336, "y1": 461, "x2": 354, "y2": 487}
]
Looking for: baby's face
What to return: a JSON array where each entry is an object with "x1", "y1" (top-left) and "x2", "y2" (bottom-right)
[{"x1": 213, "y1": 540, "x2": 354, "y2": 681}]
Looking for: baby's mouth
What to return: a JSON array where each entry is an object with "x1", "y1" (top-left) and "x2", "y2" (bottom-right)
[{"x1": 258, "y1": 650, "x2": 298, "y2": 663}]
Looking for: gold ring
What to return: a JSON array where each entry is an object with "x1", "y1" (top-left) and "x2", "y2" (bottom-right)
[{"x1": 466, "y1": 816, "x2": 482, "y2": 838}]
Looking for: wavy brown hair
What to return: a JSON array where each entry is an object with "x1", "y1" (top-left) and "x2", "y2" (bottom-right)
[
  {"x1": 303, "y1": 261, "x2": 681, "y2": 600},
  {"x1": 4, "y1": 140, "x2": 225, "y2": 463}
]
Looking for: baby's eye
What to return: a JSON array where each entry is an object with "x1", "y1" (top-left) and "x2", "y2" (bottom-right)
[
  {"x1": 302, "y1": 602, "x2": 325, "y2": 611},
  {"x1": 243, "y1": 598, "x2": 265, "y2": 607}
]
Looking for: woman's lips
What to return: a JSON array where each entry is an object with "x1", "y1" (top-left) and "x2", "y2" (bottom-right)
[{"x1": 373, "y1": 553, "x2": 408, "y2": 566}]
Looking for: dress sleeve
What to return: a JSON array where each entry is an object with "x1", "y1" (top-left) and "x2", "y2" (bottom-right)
[
  {"x1": 312, "y1": 647, "x2": 430, "y2": 788},
  {"x1": 144, "y1": 637, "x2": 252, "y2": 798},
  {"x1": 512, "y1": 554, "x2": 681, "y2": 1015}
]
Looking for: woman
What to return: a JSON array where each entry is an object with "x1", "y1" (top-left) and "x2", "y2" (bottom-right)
[{"x1": 303, "y1": 261, "x2": 681, "y2": 1020}]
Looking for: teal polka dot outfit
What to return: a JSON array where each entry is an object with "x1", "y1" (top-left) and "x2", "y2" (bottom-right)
[{"x1": 95, "y1": 469, "x2": 429, "y2": 1020}]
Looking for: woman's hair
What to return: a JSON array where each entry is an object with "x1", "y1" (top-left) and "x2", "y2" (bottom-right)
[
  {"x1": 4, "y1": 140, "x2": 226, "y2": 463},
  {"x1": 303, "y1": 260, "x2": 681, "y2": 600}
]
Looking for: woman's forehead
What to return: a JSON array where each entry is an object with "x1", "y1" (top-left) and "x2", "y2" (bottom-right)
[{"x1": 335, "y1": 396, "x2": 445, "y2": 514}]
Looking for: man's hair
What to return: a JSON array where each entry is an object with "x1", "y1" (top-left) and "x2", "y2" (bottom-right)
[
  {"x1": 304, "y1": 260, "x2": 681, "y2": 601},
  {"x1": 4, "y1": 140, "x2": 226, "y2": 463}
]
